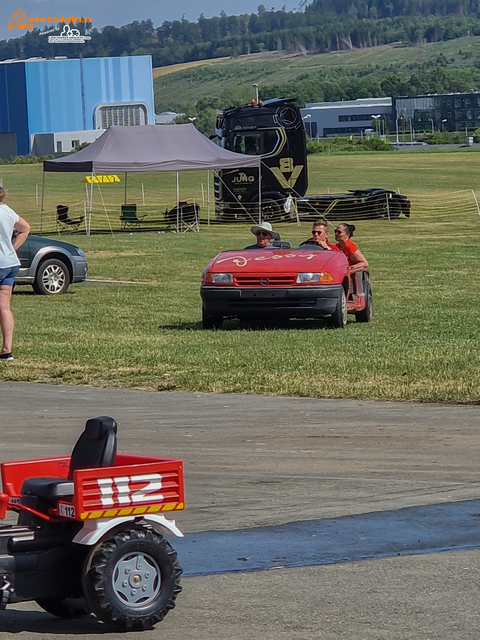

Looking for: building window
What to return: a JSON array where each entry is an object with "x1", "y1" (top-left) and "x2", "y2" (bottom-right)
[
  {"x1": 455, "y1": 98, "x2": 462, "y2": 108},
  {"x1": 338, "y1": 114, "x2": 374, "y2": 122},
  {"x1": 94, "y1": 102, "x2": 149, "y2": 129},
  {"x1": 323, "y1": 126, "x2": 364, "y2": 136}
]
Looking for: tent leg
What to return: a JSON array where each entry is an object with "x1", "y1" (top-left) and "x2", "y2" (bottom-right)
[
  {"x1": 88, "y1": 171, "x2": 94, "y2": 236},
  {"x1": 124, "y1": 172, "x2": 128, "y2": 205},
  {"x1": 40, "y1": 169, "x2": 45, "y2": 233},
  {"x1": 207, "y1": 170, "x2": 210, "y2": 227},
  {"x1": 258, "y1": 164, "x2": 262, "y2": 224},
  {"x1": 176, "y1": 171, "x2": 179, "y2": 233}
]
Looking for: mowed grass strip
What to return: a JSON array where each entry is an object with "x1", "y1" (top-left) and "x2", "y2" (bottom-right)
[
  {"x1": 0, "y1": 152, "x2": 479, "y2": 401},
  {"x1": 3, "y1": 214, "x2": 479, "y2": 402}
]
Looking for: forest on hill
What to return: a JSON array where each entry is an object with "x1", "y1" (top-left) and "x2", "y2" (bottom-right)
[{"x1": 1, "y1": 0, "x2": 480, "y2": 66}]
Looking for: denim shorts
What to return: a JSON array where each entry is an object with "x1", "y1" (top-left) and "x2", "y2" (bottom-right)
[{"x1": 0, "y1": 266, "x2": 19, "y2": 287}]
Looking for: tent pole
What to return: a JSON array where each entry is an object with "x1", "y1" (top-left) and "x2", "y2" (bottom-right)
[
  {"x1": 207, "y1": 170, "x2": 210, "y2": 227},
  {"x1": 88, "y1": 170, "x2": 94, "y2": 236},
  {"x1": 258, "y1": 163, "x2": 262, "y2": 224},
  {"x1": 40, "y1": 168, "x2": 45, "y2": 233},
  {"x1": 176, "y1": 171, "x2": 179, "y2": 233},
  {"x1": 124, "y1": 172, "x2": 127, "y2": 205}
]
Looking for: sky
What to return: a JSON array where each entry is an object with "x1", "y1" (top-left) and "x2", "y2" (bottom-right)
[{"x1": 1, "y1": 0, "x2": 305, "y2": 41}]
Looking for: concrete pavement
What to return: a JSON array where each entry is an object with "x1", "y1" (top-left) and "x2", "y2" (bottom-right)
[{"x1": 0, "y1": 382, "x2": 479, "y2": 638}]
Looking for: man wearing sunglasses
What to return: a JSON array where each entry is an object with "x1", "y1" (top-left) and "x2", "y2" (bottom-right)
[
  {"x1": 300, "y1": 218, "x2": 339, "y2": 251},
  {"x1": 244, "y1": 221, "x2": 280, "y2": 249}
]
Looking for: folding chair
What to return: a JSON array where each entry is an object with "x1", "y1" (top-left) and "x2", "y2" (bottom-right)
[
  {"x1": 56, "y1": 205, "x2": 83, "y2": 233},
  {"x1": 164, "y1": 201, "x2": 200, "y2": 233},
  {"x1": 120, "y1": 204, "x2": 146, "y2": 229}
]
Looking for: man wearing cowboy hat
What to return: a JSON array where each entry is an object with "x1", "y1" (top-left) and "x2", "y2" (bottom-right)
[{"x1": 244, "y1": 221, "x2": 280, "y2": 249}]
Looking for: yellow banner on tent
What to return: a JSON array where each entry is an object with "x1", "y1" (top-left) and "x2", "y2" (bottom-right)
[{"x1": 83, "y1": 175, "x2": 120, "y2": 183}]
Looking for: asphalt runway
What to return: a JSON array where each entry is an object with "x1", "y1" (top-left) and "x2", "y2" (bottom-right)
[{"x1": 0, "y1": 382, "x2": 479, "y2": 639}]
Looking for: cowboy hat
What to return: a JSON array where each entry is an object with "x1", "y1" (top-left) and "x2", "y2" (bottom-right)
[{"x1": 250, "y1": 221, "x2": 280, "y2": 240}]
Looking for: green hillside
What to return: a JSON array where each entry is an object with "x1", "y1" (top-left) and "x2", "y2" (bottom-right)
[{"x1": 154, "y1": 35, "x2": 480, "y2": 113}]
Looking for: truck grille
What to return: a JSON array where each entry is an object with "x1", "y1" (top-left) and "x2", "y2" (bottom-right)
[{"x1": 234, "y1": 275, "x2": 296, "y2": 286}]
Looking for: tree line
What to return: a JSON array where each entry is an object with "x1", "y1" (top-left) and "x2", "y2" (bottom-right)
[{"x1": 1, "y1": 2, "x2": 480, "y2": 66}]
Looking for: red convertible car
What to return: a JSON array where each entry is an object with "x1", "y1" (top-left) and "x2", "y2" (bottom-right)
[{"x1": 200, "y1": 244, "x2": 372, "y2": 328}]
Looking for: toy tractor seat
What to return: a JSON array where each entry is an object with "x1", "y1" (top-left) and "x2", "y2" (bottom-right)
[{"x1": 21, "y1": 416, "x2": 117, "y2": 503}]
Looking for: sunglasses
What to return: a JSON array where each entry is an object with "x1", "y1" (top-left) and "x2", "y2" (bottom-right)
[
  {"x1": 312, "y1": 229, "x2": 325, "y2": 235},
  {"x1": 256, "y1": 231, "x2": 271, "y2": 237}
]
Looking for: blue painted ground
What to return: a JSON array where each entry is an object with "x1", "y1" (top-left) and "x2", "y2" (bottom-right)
[{"x1": 175, "y1": 499, "x2": 480, "y2": 576}]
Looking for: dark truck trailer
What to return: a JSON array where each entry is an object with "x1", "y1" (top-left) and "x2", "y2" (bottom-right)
[{"x1": 214, "y1": 98, "x2": 410, "y2": 222}]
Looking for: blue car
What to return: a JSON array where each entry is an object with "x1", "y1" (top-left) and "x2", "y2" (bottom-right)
[{"x1": 15, "y1": 235, "x2": 88, "y2": 295}]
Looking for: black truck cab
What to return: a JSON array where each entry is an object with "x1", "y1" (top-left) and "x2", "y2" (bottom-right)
[{"x1": 214, "y1": 98, "x2": 308, "y2": 221}]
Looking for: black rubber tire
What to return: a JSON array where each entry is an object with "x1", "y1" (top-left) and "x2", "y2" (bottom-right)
[
  {"x1": 33, "y1": 258, "x2": 71, "y2": 295},
  {"x1": 388, "y1": 200, "x2": 402, "y2": 220},
  {"x1": 355, "y1": 281, "x2": 373, "y2": 323},
  {"x1": 327, "y1": 289, "x2": 348, "y2": 328},
  {"x1": 261, "y1": 199, "x2": 282, "y2": 223},
  {"x1": 35, "y1": 596, "x2": 91, "y2": 618},
  {"x1": 375, "y1": 198, "x2": 389, "y2": 219},
  {"x1": 82, "y1": 527, "x2": 182, "y2": 630},
  {"x1": 202, "y1": 308, "x2": 223, "y2": 330}
]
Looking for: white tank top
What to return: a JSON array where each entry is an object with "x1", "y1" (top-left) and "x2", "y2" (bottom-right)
[{"x1": 0, "y1": 203, "x2": 20, "y2": 268}]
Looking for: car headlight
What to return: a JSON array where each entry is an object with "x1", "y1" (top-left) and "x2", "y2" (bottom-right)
[
  {"x1": 296, "y1": 272, "x2": 333, "y2": 283},
  {"x1": 212, "y1": 273, "x2": 233, "y2": 284},
  {"x1": 74, "y1": 247, "x2": 85, "y2": 256},
  {"x1": 204, "y1": 272, "x2": 233, "y2": 284}
]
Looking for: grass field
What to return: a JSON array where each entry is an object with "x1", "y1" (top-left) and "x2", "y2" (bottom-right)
[{"x1": 1, "y1": 151, "x2": 479, "y2": 402}]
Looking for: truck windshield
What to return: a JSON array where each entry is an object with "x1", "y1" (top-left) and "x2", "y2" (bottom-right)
[{"x1": 230, "y1": 130, "x2": 281, "y2": 156}]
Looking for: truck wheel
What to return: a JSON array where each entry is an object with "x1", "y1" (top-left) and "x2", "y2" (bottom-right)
[
  {"x1": 261, "y1": 199, "x2": 282, "y2": 222},
  {"x1": 33, "y1": 258, "x2": 70, "y2": 295},
  {"x1": 82, "y1": 527, "x2": 182, "y2": 630},
  {"x1": 202, "y1": 308, "x2": 223, "y2": 329},
  {"x1": 355, "y1": 281, "x2": 373, "y2": 323},
  {"x1": 327, "y1": 289, "x2": 348, "y2": 328},
  {"x1": 36, "y1": 596, "x2": 91, "y2": 618}
]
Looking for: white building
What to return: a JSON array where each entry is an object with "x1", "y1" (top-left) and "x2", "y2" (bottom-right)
[{"x1": 301, "y1": 97, "x2": 393, "y2": 138}]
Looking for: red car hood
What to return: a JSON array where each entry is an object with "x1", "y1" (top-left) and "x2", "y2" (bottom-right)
[{"x1": 205, "y1": 248, "x2": 349, "y2": 282}]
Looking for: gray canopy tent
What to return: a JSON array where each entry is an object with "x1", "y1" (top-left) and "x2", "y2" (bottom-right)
[{"x1": 42, "y1": 123, "x2": 262, "y2": 234}]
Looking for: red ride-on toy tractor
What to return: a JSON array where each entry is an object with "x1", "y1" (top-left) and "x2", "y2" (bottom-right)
[{"x1": 0, "y1": 416, "x2": 185, "y2": 629}]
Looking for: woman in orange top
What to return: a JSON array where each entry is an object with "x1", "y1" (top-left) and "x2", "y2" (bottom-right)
[{"x1": 334, "y1": 223, "x2": 369, "y2": 270}]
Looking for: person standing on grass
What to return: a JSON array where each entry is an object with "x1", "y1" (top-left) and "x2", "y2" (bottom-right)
[{"x1": 0, "y1": 186, "x2": 30, "y2": 362}]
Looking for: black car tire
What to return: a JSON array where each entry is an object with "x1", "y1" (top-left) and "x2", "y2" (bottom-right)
[
  {"x1": 82, "y1": 527, "x2": 182, "y2": 630},
  {"x1": 375, "y1": 198, "x2": 389, "y2": 219},
  {"x1": 328, "y1": 289, "x2": 348, "y2": 328},
  {"x1": 33, "y1": 258, "x2": 71, "y2": 295},
  {"x1": 355, "y1": 281, "x2": 373, "y2": 323},
  {"x1": 388, "y1": 200, "x2": 402, "y2": 219},
  {"x1": 202, "y1": 308, "x2": 223, "y2": 330},
  {"x1": 35, "y1": 596, "x2": 91, "y2": 618}
]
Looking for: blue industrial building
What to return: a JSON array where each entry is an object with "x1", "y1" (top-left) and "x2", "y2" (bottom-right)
[{"x1": 0, "y1": 55, "x2": 154, "y2": 157}]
